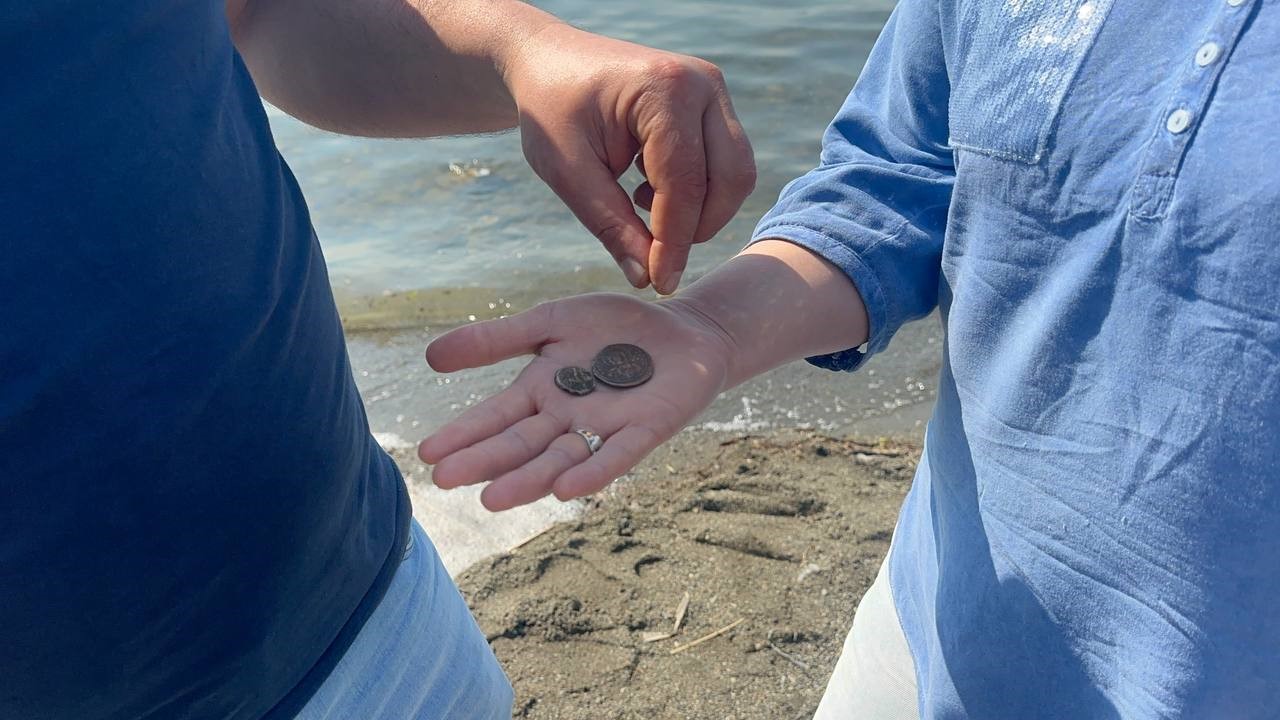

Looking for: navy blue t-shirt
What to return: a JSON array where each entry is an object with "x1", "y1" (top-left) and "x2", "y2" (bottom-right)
[{"x1": 0, "y1": 2, "x2": 410, "y2": 718}]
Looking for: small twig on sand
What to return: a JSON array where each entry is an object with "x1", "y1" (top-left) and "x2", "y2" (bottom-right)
[
  {"x1": 672, "y1": 591, "x2": 690, "y2": 633},
  {"x1": 641, "y1": 590, "x2": 693, "y2": 643},
  {"x1": 670, "y1": 619, "x2": 745, "y2": 655}
]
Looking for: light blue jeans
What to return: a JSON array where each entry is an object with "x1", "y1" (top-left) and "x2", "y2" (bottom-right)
[{"x1": 295, "y1": 520, "x2": 514, "y2": 720}]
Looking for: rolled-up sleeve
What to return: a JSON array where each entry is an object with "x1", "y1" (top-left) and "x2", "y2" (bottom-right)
[{"x1": 751, "y1": 0, "x2": 954, "y2": 371}]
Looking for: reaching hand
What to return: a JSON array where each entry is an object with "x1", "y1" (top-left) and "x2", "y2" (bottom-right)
[
  {"x1": 418, "y1": 293, "x2": 736, "y2": 511},
  {"x1": 503, "y1": 24, "x2": 756, "y2": 294}
]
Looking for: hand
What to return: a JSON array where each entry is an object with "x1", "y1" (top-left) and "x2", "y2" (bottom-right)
[
  {"x1": 418, "y1": 293, "x2": 736, "y2": 511},
  {"x1": 503, "y1": 24, "x2": 756, "y2": 294}
]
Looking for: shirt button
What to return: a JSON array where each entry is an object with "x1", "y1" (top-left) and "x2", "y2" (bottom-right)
[
  {"x1": 1167, "y1": 109, "x2": 1193, "y2": 134},
  {"x1": 1196, "y1": 42, "x2": 1222, "y2": 66}
]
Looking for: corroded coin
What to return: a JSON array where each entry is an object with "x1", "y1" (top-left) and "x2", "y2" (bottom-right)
[
  {"x1": 554, "y1": 366, "x2": 597, "y2": 396},
  {"x1": 590, "y1": 343, "x2": 654, "y2": 388}
]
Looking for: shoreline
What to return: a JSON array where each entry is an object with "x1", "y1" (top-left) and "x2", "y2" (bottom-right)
[
  {"x1": 357, "y1": 309, "x2": 939, "y2": 713},
  {"x1": 389, "y1": 428, "x2": 921, "y2": 718},
  {"x1": 381, "y1": 387, "x2": 932, "y2": 576},
  {"x1": 362, "y1": 311, "x2": 941, "y2": 577}
]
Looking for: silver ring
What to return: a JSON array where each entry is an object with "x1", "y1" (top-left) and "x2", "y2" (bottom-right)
[{"x1": 573, "y1": 428, "x2": 603, "y2": 454}]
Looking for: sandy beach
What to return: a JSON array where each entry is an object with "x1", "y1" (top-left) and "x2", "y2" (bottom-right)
[
  {"x1": 358, "y1": 295, "x2": 937, "y2": 717},
  {"x1": 387, "y1": 428, "x2": 919, "y2": 719},
  {"x1": 285, "y1": 3, "x2": 917, "y2": 706}
]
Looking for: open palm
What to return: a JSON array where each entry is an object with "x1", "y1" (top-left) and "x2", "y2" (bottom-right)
[{"x1": 419, "y1": 293, "x2": 734, "y2": 511}]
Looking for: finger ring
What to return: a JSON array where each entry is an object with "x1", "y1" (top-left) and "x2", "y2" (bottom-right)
[{"x1": 573, "y1": 428, "x2": 603, "y2": 455}]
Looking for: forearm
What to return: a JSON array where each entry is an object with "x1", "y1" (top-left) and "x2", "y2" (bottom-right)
[
  {"x1": 226, "y1": 0, "x2": 559, "y2": 137},
  {"x1": 673, "y1": 239, "x2": 869, "y2": 390}
]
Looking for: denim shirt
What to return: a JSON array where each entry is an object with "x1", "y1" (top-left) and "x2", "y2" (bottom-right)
[{"x1": 753, "y1": 0, "x2": 1279, "y2": 717}]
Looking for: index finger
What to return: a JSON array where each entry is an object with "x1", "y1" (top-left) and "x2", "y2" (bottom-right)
[
  {"x1": 692, "y1": 97, "x2": 756, "y2": 244},
  {"x1": 426, "y1": 304, "x2": 552, "y2": 373},
  {"x1": 644, "y1": 120, "x2": 708, "y2": 294}
]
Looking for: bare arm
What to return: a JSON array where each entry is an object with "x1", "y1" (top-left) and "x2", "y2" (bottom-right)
[
  {"x1": 420, "y1": 238, "x2": 868, "y2": 510},
  {"x1": 225, "y1": 0, "x2": 547, "y2": 137},
  {"x1": 224, "y1": 0, "x2": 754, "y2": 293},
  {"x1": 675, "y1": 239, "x2": 869, "y2": 389}
]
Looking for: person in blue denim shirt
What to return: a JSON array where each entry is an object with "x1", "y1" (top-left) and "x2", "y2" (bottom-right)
[{"x1": 425, "y1": 0, "x2": 1280, "y2": 717}]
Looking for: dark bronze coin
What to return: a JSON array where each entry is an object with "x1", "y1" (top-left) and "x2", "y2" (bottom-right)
[
  {"x1": 554, "y1": 366, "x2": 597, "y2": 396},
  {"x1": 590, "y1": 343, "x2": 654, "y2": 388}
]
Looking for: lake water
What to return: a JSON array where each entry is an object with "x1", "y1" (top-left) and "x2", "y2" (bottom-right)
[
  {"x1": 268, "y1": 0, "x2": 897, "y2": 315},
  {"x1": 265, "y1": 0, "x2": 943, "y2": 572}
]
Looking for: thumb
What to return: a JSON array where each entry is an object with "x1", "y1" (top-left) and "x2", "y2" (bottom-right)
[
  {"x1": 524, "y1": 130, "x2": 653, "y2": 288},
  {"x1": 426, "y1": 304, "x2": 553, "y2": 373}
]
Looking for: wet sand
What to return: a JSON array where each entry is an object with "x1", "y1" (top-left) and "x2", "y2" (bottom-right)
[{"x1": 389, "y1": 430, "x2": 920, "y2": 719}]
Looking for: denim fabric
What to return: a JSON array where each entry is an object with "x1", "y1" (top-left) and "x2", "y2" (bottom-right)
[
  {"x1": 296, "y1": 521, "x2": 514, "y2": 720},
  {"x1": 753, "y1": 0, "x2": 1280, "y2": 718}
]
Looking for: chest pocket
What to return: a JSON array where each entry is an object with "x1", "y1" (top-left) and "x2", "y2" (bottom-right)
[{"x1": 948, "y1": 0, "x2": 1115, "y2": 163}]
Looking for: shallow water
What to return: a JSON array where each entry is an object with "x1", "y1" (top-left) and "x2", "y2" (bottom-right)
[
  {"x1": 269, "y1": 0, "x2": 896, "y2": 319},
  {"x1": 281, "y1": 1, "x2": 944, "y2": 570},
  {"x1": 287, "y1": 0, "x2": 946, "y2": 461}
]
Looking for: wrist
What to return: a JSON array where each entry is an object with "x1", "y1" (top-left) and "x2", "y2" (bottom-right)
[
  {"x1": 492, "y1": 7, "x2": 575, "y2": 104},
  {"x1": 663, "y1": 240, "x2": 871, "y2": 389},
  {"x1": 660, "y1": 295, "x2": 749, "y2": 392}
]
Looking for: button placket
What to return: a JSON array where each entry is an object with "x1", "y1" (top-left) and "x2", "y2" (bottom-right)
[
  {"x1": 1129, "y1": 1, "x2": 1259, "y2": 221},
  {"x1": 1195, "y1": 42, "x2": 1222, "y2": 66},
  {"x1": 1166, "y1": 109, "x2": 1193, "y2": 134}
]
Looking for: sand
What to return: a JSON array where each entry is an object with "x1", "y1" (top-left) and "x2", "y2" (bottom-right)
[{"x1": 406, "y1": 429, "x2": 921, "y2": 719}]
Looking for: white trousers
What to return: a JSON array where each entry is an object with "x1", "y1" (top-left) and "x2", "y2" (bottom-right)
[{"x1": 813, "y1": 546, "x2": 920, "y2": 719}]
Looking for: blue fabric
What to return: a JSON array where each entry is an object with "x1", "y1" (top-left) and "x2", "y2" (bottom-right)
[
  {"x1": 753, "y1": 0, "x2": 1280, "y2": 717},
  {"x1": 296, "y1": 520, "x2": 513, "y2": 720},
  {"x1": 0, "y1": 2, "x2": 409, "y2": 718}
]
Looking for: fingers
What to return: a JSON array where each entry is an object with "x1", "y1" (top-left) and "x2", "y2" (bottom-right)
[
  {"x1": 693, "y1": 99, "x2": 756, "y2": 244},
  {"x1": 644, "y1": 120, "x2": 708, "y2": 295},
  {"x1": 632, "y1": 154, "x2": 655, "y2": 212},
  {"x1": 473, "y1": 424, "x2": 664, "y2": 512},
  {"x1": 638, "y1": 69, "x2": 754, "y2": 295},
  {"x1": 633, "y1": 109, "x2": 753, "y2": 238},
  {"x1": 568, "y1": 171, "x2": 653, "y2": 288},
  {"x1": 418, "y1": 387, "x2": 535, "y2": 464},
  {"x1": 430, "y1": 413, "x2": 564, "y2": 490},
  {"x1": 480, "y1": 432, "x2": 592, "y2": 512},
  {"x1": 632, "y1": 182, "x2": 655, "y2": 213},
  {"x1": 552, "y1": 425, "x2": 665, "y2": 501},
  {"x1": 426, "y1": 305, "x2": 552, "y2": 373},
  {"x1": 529, "y1": 136, "x2": 652, "y2": 288}
]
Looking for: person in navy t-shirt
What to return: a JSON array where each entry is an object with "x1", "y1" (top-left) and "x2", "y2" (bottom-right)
[{"x1": 0, "y1": 1, "x2": 754, "y2": 717}]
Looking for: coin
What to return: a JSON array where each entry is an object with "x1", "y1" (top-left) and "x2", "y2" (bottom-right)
[
  {"x1": 590, "y1": 343, "x2": 654, "y2": 388},
  {"x1": 554, "y1": 366, "x2": 597, "y2": 396}
]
